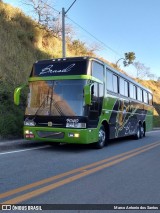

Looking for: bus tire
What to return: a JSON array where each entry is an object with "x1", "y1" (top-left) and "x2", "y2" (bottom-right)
[
  {"x1": 134, "y1": 124, "x2": 142, "y2": 140},
  {"x1": 141, "y1": 124, "x2": 146, "y2": 137},
  {"x1": 94, "y1": 125, "x2": 106, "y2": 149}
]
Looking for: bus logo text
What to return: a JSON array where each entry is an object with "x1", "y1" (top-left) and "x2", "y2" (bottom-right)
[{"x1": 39, "y1": 64, "x2": 75, "y2": 75}]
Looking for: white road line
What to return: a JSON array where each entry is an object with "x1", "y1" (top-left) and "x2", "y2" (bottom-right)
[{"x1": 0, "y1": 145, "x2": 50, "y2": 156}]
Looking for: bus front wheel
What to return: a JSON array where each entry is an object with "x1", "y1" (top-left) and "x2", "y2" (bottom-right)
[{"x1": 94, "y1": 125, "x2": 106, "y2": 149}]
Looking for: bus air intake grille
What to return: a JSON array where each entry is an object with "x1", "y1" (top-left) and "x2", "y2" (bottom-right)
[{"x1": 36, "y1": 131, "x2": 64, "y2": 139}]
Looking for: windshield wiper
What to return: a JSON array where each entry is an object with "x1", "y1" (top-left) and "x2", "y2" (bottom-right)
[
  {"x1": 34, "y1": 96, "x2": 48, "y2": 117},
  {"x1": 34, "y1": 87, "x2": 51, "y2": 117},
  {"x1": 48, "y1": 97, "x2": 65, "y2": 116}
]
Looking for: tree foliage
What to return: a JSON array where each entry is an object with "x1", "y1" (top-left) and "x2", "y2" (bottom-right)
[
  {"x1": 124, "y1": 52, "x2": 136, "y2": 66},
  {"x1": 133, "y1": 61, "x2": 151, "y2": 79},
  {"x1": 116, "y1": 52, "x2": 136, "y2": 68},
  {"x1": 68, "y1": 39, "x2": 95, "y2": 56}
]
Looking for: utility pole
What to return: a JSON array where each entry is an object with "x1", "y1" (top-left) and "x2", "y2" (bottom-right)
[{"x1": 62, "y1": 0, "x2": 77, "y2": 58}]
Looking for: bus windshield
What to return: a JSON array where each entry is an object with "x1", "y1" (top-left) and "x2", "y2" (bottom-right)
[{"x1": 25, "y1": 80, "x2": 86, "y2": 116}]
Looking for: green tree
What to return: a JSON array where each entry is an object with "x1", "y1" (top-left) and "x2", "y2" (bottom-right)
[
  {"x1": 70, "y1": 39, "x2": 88, "y2": 55},
  {"x1": 116, "y1": 52, "x2": 136, "y2": 67},
  {"x1": 124, "y1": 52, "x2": 136, "y2": 65}
]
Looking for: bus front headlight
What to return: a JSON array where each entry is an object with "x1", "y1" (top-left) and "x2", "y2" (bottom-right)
[{"x1": 24, "y1": 120, "x2": 36, "y2": 126}]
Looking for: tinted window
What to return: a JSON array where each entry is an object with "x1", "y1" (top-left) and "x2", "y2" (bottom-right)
[
  {"x1": 118, "y1": 77, "x2": 128, "y2": 97},
  {"x1": 92, "y1": 61, "x2": 104, "y2": 82},
  {"x1": 106, "y1": 70, "x2": 113, "y2": 91},
  {"x1": 124, "y1": 81, "x2": 129, "y2": 97},
  {"x1": 143, "y1": 90, "x2": 148, "y2": 104},
  {"x1": 113, "y1": 75, "x2": 118, "y2": 93},
  {"x1": 130, "y1": 83, "x2": 136, "y2": 99},
  {"x1": 149, "y1": 93, "x2": 153, "y2": 105},
  {"x1": 119, "y1": 78, "x2": 125, "y2": 96},
  {"x1": 106, "y1": 71, "x2": 118, "y2": 94},
  {"x1": 137, "y1": 87, "x2": 142, "y2": 101}
]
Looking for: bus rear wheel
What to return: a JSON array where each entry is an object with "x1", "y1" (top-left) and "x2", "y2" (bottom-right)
[
  {"x1": 134, "y1": 124, "x2": 143, "y2": 140},
  {"x1": 94, "y1": 125, "x2": 106, "y2": 149},
  {"x1": 141, "y1": 125, "x2": 145, "y2": 137}
]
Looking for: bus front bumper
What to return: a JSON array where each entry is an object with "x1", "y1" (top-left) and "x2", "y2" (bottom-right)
[{"x1": 23, "y1": 126, "x2": 98, "y2": 144}]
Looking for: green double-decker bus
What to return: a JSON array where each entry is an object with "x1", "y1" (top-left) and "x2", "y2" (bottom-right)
[{"x1": 14, "y1": 57, "x2": 153, "y2": 148}]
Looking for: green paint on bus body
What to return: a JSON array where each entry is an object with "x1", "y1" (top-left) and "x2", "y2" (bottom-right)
[
  {"x1": 23, "y1": 126, "x2": 99, "y2": 144},
  {"x1": 29, "y1": 75, "x2": 103, "y2": 84}
]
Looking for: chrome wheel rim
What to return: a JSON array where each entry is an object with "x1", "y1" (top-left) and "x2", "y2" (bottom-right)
[
  {"x1": 99, "y1": 129, "x2": 106, "y2": 146},
  {"x1": 137, "y1": 127, "x2": 140, "y2": 138},
  {"x1": 141, "y1": 126, "x2": 144, "y2": 137}
]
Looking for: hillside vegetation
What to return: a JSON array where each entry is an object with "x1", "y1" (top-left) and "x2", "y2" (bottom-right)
[
  {"x1": 138, "y1": 80, "x2": 160, "y2": 127},
  {"x1": 0, "y1": 1, "x2": 159, "y2": 138}
]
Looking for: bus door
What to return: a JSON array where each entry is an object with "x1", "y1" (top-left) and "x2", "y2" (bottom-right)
[{"x1": 88, "y1": 82, "x2": 103, "y2": 127}]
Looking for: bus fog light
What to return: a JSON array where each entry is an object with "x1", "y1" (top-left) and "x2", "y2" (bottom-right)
[
  {"x1": 25, "y1": 130, "x2": 30, "y2": 134},
  {"x1": 74, "y1": 133, "x2": 80, "y2": 138}
]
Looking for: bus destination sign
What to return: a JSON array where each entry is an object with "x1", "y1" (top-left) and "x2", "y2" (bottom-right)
[{"x1": 31, "y1": 61, "x2": 88, "y2": 77}]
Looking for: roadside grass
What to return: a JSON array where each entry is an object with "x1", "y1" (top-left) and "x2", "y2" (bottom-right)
[{"x1": 153, "y1": 116, "x2": 160, "y2": 128}]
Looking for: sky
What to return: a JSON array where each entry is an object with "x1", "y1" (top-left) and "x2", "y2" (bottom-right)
[{"x1": 3, "y1": 0, "x2": 160, "y2": 78}]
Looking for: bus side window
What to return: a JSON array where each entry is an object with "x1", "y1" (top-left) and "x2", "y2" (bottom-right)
[
  {"x1": 137, "y1": 87, "x2": 142, "y2": 102},
  {"x1": 124, "y1": 81, "x2": 129, "y2": 97},
  {"x1": 113, "y1": 75, "x2": 118, "y2": 93},
  {"x1": 130, "y1": 83, "x2": 136, "y2": 99},
  {"x1": 143, "y1": 90, "x2": 148, "y2": 104},
  {"x1": 92, "y1": 61, "x2": 104, "y2": 82},
  {"x1": 119, "y1": 78, "x2": 125, "y2": 96},
  {"x1": 106, "y1": 70, "x2": 113, "y2": 91},
  {"x1": 149, "y1": 93, "x2": 153, "y2": 105},
  {"x1": 119, "y1": 78, "x2": 128, "y2": 97}
]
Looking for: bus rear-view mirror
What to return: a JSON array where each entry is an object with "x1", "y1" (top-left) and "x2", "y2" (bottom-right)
[
  {"x1": 14, "y1": 85, "x2": 27, "y2": 105},
  {"x1": 84, "y1": 84, "x2": 93, "y2": 105}
]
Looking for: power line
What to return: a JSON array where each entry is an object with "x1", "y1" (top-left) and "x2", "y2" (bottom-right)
[
  {"x1": 39, "y1": 0, "x2": 122, "y2": 57},
  {"x1": 66, "y1": 16, "x2": 122, "y2": 57},
  {"x1": 41, "y1": 0, "x2": 60, "y2": 14}
]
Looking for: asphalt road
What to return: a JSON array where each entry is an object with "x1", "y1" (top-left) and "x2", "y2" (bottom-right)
[{"x1": 0, "y1": 130, "x2": 160, "y2": 212}]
